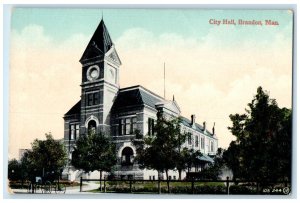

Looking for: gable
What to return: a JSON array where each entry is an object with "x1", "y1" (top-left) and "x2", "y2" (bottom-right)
[{"x1": 105, "y1": 46, "x2": 122, "y2": 65}]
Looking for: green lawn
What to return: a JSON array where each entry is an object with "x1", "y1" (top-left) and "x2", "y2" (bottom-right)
[{"x1": 86, "y1": 181, "x2": 225, "y2": 194}]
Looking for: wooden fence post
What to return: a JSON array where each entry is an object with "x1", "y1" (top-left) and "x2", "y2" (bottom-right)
[
  {"x1": 80, "y1": 177, "x2": 82, "y2": 192},
  {"x1": 158, "y1": 180, "x2": 161, "y2": 194},
  {"x1": 226, "y1": 176, "x2": 229, "y2": 195},
  {"x1": 191, "y1": 180, "x2": 195, "y2": 194},
  {"x1": 104, "y1": 179, "x2": 106, "y2": 193},
  {"x1": 130, "y1": 180, "x2": 132, "y2": 193}
]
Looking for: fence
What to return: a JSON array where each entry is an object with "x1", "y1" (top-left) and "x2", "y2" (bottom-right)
[{"x1": 79, "y1": 177, "x2": 291, "y2": 195}]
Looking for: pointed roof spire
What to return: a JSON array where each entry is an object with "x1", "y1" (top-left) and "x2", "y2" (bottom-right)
[
  {"x1": 173, "y1": 95, "x2": 175, "y2": 101},
  {"x1": 80, "y1": 19, "x2": 113, "y2": 63}
]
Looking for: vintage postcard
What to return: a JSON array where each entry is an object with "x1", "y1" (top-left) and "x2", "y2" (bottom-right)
[{"x1": 7, "y1": 7, "x2": 293, "y2": 197}]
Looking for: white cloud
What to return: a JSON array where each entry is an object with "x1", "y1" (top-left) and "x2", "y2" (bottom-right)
[
  {"x1": 9, "y1": 24, "x2": 87, "y2": 158},
  {"x1": 116, "y1": 27, "x2": 292, "y2": 149}
]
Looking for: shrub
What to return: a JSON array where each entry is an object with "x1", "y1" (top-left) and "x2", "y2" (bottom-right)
[
  {"x1": 194, "y1": 185, "x2": 227, "y2": 194},
  {"x1": 229, "y1": 185, "x2": 256, "y2": 194}
]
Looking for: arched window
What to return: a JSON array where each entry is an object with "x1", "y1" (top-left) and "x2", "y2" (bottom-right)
[
  {"x1": 88, "y1": 120, "x2": 96, "y2": 134},
  {"x1": 121, "y1": 147, "x2": 134, "y2": 166}
]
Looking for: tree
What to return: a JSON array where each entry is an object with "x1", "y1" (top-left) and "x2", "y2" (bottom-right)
[
  {"x1": 175, "y1": 147, "x2": 189, "y2": 180},
  {"x1": 134, "y1": 115, "x2": 188, "y2": 192},
  {"x1": 222, "y1": 141, "x2": 241, "y2": 181},
  {"x1": 8, "y1": 159, "x2": 22, "y2": 181},
  {"x1": 25, "y1": 133, "x2": 68, "y2": 183},
  {"x1": 198, "y1": 148, "x2": 225, "y2": 180},
  {"x1": 224, "y1": 86, "x2": 291, "y2": 182},
  {"x1": 71, "y1": 131, "x2": 117, "y2": 191},
  {"x1": 11, "y1": 133, "x2": 67, "y2": 193}
]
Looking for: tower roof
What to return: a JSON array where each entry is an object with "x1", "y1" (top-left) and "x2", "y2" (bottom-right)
[{"x1": 80, "y1": 19, "x2": 113, "y2": 63}]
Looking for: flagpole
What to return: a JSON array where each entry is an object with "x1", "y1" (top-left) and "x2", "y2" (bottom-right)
[{"x1": 164, "y1": 63, "x2": 166, "y2": 99}]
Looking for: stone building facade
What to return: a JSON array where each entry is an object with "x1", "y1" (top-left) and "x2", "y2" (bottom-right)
[{"x1": 63, "y1": 19, "x2": 218, "y2": 181}]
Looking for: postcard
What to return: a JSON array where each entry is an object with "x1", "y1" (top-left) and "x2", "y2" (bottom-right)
[{"x1": 7, "y1": 7, "x2": 293, "y2": 196}]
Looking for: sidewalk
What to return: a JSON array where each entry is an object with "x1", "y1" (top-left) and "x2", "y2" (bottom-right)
[{"x1": 11, "y1": 181, "x2": 100, "y2": 195}]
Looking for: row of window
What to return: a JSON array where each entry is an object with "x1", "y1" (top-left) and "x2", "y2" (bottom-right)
[
  {"x1": 118, "y1": 117, "x2": 137, "y2": 135},
  {"x1": 188, "y1": 134, "x2": 204, "y2": 148},
  {"x1": 69, "y1": 118, "x2": 215, "y2": 152},
  {"x1": 187, "y1": 134, "x2": 215, "y2": 152},
  {"x1": 149, "y1": 176, "x2": 177, "y2": 180},
  {"x1": 117, "y1": 117, "x2": 155, "y2": 136}
]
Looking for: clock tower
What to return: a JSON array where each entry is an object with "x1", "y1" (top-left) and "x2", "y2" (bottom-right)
[{"x1": 79, "y1": 19, "x2": 121, "y2": 134}]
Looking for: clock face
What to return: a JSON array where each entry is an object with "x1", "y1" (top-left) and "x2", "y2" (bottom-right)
[
  {"x1": 87, "y1": 65, "x2": 100, "y2": 81},
  {"x1": 91, "y1": 69, "x2": 98, "y2": 78}
]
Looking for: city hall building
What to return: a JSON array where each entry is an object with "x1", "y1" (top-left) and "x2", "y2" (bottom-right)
[{"x1": 63, "y1": 19, "x2": 218, "y2": 181}]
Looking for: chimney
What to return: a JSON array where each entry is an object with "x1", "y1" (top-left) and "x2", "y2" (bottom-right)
[
  {"x1": 212, "y1": 122, "x2": 215, "y2": 135},
  {"x1": 191, "y1": 114, "x2": 196, "y2": 126},
  {"x1": 203, "y1": 121, "x2": 206, "y2": 131}
]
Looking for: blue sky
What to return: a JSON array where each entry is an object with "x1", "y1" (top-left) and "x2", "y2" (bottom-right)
[{"x1": 11, "y1": 8, "x2": 293, "y2": 44}]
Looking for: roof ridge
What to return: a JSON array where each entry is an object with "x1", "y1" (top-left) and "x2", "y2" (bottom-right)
[{"x1": 180, "y1": 116, "x2": 214, "y2": 136}]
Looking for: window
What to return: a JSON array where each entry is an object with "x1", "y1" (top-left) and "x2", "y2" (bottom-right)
[
  {"x1": 188, "y1": 134, "x2": 192, "y2": 145},
  {"x1": 131, "y1": 117, "x2": 137, "y2": 134},
  {"x1": 153, "y1": 176, "x2": 155, "y2": 180},
  {"x1": 195, "y1": 136, "x2": 199, "y2": 147},
  {"x1": 70, "y1": 125, "x2": 75, "y2": 140},
  {"x1": 87, "y1": 93, "x2": 93, "y2": 106},
  {"x1": 149, "y1": 176, "x2": 152, "y2": 180},
  {"x1": 118, "y1": 117, "x2": 137, "y2": 135},
  {"x1": 93, "y1": 92, "x2": 100, "y2": 105},
  {"x1": 195, "y1": 164, "x2": 199, "y2": 172},
  {"x1": 201, "y1": 137, "x2": 205, "y2": 149},
  {"x1": 173, "y1": 176, "x2": 176, "y2": 180},
  {"x1": 70, "y1": 123, "x2": 79, "y2": 140},
  {"x1": 210, "y1": 141, "x2": 214, "y2": 152},
  {"x1": 88, "y1": 120, "x2": 97, "y2": 134},
  {"x1": 86, "y1": 92, "x2": 100, "y2": 106},
  {"x1": 168, "y1": 176, "x2": 172, "y2": 180},
  {"x1": 120, "y1": 119, "x2": 125, "y2": 135},
  {"x1": 125, "y1": 118, "x2": 131, "y2": 134},
  {"x1": 121, "y1": 147, "x2": 134, "y2": 166},
  {"x1": 148, "y1": 118, "x2": 155, "y2": 135},
  {"x1": 75, "y1": 124, "x2": 80, "y2": 138}
]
